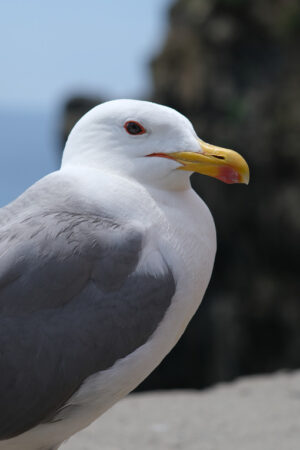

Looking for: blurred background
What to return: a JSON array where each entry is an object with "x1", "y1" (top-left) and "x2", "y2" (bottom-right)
[{"x1": 0, "y1": 0, "x2": 299, "y2": 390}]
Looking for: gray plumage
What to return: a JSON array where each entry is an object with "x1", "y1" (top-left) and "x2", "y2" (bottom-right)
[{"x1": 0, "y1": 173, "x2": 175, "y2": 439}]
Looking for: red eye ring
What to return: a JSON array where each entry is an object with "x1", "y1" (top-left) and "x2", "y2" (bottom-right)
[{"x1": 124, "y1": 120, "x2": 146, "y2": 136}]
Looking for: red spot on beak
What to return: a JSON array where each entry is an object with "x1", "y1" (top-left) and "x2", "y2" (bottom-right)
[{"x1": 218, "y1": 166, "x2": 241, "y2": 184}]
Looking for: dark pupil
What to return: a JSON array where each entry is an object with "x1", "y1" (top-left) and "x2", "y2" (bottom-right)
[{"x1": 127, "y1": 122, "x2": 142, "y2": 134}]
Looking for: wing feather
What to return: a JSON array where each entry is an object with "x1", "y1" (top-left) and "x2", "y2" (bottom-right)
[{"x1": 0, "y1": 178, "x2": 175, "y2": 439}]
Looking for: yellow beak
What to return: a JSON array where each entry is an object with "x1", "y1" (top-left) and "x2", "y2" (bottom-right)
[{"x1": 165, "y1": 139, "x2": 250, "y2": 184}]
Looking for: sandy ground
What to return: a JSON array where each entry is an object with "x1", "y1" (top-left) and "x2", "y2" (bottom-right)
[{"x1": 62, "y1": 370, "x2": 300, "y2": 450}]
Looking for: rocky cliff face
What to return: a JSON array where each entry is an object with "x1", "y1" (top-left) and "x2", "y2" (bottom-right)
[
  {"x1": 142, "y1": 0, "x2": 300, "y2": 389},
  {"x1": 60, "y1": 0, "x2": 300, "y2": 389}
]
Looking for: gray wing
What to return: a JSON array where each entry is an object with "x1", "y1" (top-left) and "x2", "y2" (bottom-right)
[{"x1": 0, "y1": 175, "x2": 175, "y2": 439}]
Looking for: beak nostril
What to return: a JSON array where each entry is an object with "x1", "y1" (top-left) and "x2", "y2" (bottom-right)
[{"x1": 211, "y1": 155, "x2": 225, "y2": 160}]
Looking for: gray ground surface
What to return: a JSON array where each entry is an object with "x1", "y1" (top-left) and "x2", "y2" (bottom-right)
[{"x1": 62, "y1": 371, "x2": 300, "y2": 450}]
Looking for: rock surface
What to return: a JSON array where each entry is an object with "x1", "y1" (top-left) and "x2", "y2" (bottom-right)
[
  {"x1": 146, "y1": 0, "x2": 300, "y2": 390},
  {"x1": 62, "y1": 370, "x2": 300, "y2": 450},
  {"x1": 59, "y1": 0, "x2": 300, "y2": 391}
]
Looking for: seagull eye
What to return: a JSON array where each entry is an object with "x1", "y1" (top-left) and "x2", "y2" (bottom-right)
[{"x1": 124, "y1": 121, "x2": 146, "y2": 135}]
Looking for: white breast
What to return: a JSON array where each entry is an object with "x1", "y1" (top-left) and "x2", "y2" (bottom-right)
[{"x1": 1, "y1": 170, "x2": 216, "y2": 450}]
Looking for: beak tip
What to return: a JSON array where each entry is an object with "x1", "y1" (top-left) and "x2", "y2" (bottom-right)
[{"x1": 241, "y1": 170, "x2": 250, "y2": 185}]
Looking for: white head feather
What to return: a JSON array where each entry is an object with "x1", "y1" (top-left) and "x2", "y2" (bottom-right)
[{"x1": 62, "y1": 99, "x2": 201, "y2": 191}]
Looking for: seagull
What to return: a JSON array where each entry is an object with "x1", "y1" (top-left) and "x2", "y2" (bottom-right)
[{"x1": 0, "y1": 99, "x2": 249, "y2": 450}]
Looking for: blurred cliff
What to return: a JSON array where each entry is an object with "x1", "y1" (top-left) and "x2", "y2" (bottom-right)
[{"x1": 61, "y1": 0, "x2": 300, "y2": 389}]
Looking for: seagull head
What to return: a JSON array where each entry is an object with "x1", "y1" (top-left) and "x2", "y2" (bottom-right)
[{"x1": 62, "y1": 99, "x2": 249, "y2": 190}]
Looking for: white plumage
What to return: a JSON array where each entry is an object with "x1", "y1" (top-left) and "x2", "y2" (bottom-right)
[{"x1": 0, "y1": 100, "x2": 248, "y2": 449}]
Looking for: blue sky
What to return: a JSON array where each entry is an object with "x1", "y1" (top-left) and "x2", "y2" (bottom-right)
[
  {"x1": 0, "y1": 0, "x2": 172, "y2": 206},
  {"x1": 0, "y1": 0, "x2": 172, "y2": 111}
]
